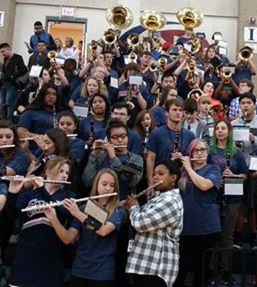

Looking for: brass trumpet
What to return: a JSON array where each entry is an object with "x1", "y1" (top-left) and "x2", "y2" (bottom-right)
[
  {"x1": 149, "y1": 62, "x2": 158, "y2": 72},
  {"x1": 128, "y1": 52, "x2": 138, "y2": 63},
  {"x1": 106, "y1": 5, "x2": 133, "y2": 30},
  {"x1": 158, "y1": 57, "x2": 167, "y2": 66},
  {"x1": 89, "y1": 40, "x2": 99, "y2": 51},
  {"x1": 222, "y1": 68, "x2": 232, "y2": 78},
  {"x1": 140, "y1": 10, "x2": 167, "y2": 31},
  {"x1": 127, "y1": 33, "x2": 140, "y2": 49},
  {"x1": 47, "y1": 50, "x2": 57, "y2": 62},
  {"x1": 239, "y1": 46, "x2": 253, "y2": 62},
  {"x1": 103, "y1": 29, "x2": 117, "y2": 47}
]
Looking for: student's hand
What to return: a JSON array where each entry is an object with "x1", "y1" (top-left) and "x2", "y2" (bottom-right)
[
  {"x1": 223, "y1": 168, "x2": 234, "y2": 178},
  {"x1": 8, "y1": 176, "x2": 26, "y2": 194},
  {"x1": 182, "y1": 156, "x2": 192, "y2": 171},
  {"x1": 124, "y1": 195, "x2": 139, "y2": 210},
  {"x1": 44, "y1": 206, "x2": 57, "y2": 222},
  {"x1": 63, "y1": 198, "x2": 80, "y2": 217},
  {"x1": 172, "y1": 152, "x2": 183, "y2": 160},
  {"x1": 103, "y1": 142, "x2": 116, "y2": 159}
]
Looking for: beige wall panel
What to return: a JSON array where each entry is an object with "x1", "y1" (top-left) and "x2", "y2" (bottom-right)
[{"x1": 141, "y1": 0, "x2": 238, "y2": 17}]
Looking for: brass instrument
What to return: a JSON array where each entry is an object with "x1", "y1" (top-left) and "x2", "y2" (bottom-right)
[
  {"x1": 127, "y1": 33, "x2": 140, "y2": 49},
  {"x1": 47, "y1": 50, "x2": 57, "y2": 62},
  {"x1": 239, "y1": 46, "x2": 253, "y2": 62},
  {"x1": 128, "y1": 52, "x2": 138, "y2": 63},
  {"x1": 140, "y1": 11, "x2": 167, "y2": 31},
  {"x1": 176, "y1": 7, "x2": 203, "y2": 28},
  {"x1": 89, "y1": 40, "x2": 99, "y2": 51},
  {"x1": 149, "y1": 62, "x2": 158, "y2": 72},
  {"x1": 187, "y1": 88, "x2": 204, "y2": 100},
  {"x1": 106, "y1": 5, "x2": 133, "y2": 29},
  {"x1": 222, "y1": 68, "x2": 232, "y2": 78},
  {"x1": 103, "y1": 29, "x2": 117, "y2": 47}
]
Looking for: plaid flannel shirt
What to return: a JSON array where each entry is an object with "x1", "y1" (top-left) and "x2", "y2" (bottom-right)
[{"x1": 126, "y1": 189, "x2": 183, "y2": 287}]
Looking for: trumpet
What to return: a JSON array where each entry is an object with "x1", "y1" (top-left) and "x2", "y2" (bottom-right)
[
  {"x1": 222, "y1": 68, "x2": 232, "y2": 78},
  {"x1": 128, "y1": 52, "x2": 138, "y2": 63},
  {"x1": 158, "y1": 57, "x2": 167, "y2": 67},
  {"x1": 21, "y1": 193, "x2": 118, "y2": 213},
  {"x1": 0, "y1": 175, "x2": 71, "y2": 185},
  {"x1": 239, "y1": 46, "x2": 253, "y2": 62},
  {"x1": 103, "y1": 29, "x2": 117, "y2": 47},
  {"x1": 127, "y1": 33, "x2": 140, "y2": 49},
  {"x1": 89, "y1": 40, "x2": 99, "y2": 51},
  {"x1": 149, "y1": 62, "x2": 158, "y2": 72},
  {"x1": 47, "y1": 50, "x2": 57, "y2": 63}
]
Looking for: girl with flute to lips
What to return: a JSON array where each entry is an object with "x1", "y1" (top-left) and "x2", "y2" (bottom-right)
[
  {"x1": 208, "y1": 119, "x2": 247, "y2": 284},
  {"x1": 6, "y1": 157, "x2": 75, "y2": 287},
  {"x1": 174, "y1": 139, "x2": 222, "y2": 287},
  {"x1": 124, "y1": 159, "x2": 183, "y2": 287},
  {"x1": 42, "y1": 168, "x2": 126, "y2": 287}
]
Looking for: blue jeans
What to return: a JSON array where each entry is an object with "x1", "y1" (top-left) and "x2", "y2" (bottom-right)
[{"x1": 0, "y1": 83, "x2": 18, "y2": 119}]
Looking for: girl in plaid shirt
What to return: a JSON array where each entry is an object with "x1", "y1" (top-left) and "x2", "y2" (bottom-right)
[{"x1": 125, "y1": 159, "x2": 183, "y2": 287}]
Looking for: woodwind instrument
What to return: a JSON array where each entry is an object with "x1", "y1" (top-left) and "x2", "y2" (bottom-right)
[
  {"x1": 0, "y1": 175, "x2": 71, "y2": 185},
  {"x1": 133, "y1": 181, "x2": 163, "y2": 198},
  {"x1": 91, "y1": 144, "x2": 127, "y2": 150},
  {"x1": 0, "y1": 145, "x2": 15, "y2": 149},
  {"x1": 144, "y1": 125, "x2": 150, "y2": 145},
  {"x1": 67, "y1": 134, "x2": 78, "y2": 138},
  {"x1": 21, "y1": 192, "x2": 118, "y2": 213},
  {"x1": 20, "y1": 134, "x2": 78, "y2": 142},
  {"x1": 173, "y1": 132, "x2": 180, "y2": 153},
  {"x1": 190, "y1": 157, "x2": 207, "y2": 161}
]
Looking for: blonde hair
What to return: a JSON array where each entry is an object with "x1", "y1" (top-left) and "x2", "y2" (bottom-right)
[
  {"x1": 90, "y1": 168, "x2": 120, "y2": 216},
  {"x1": 81, "y1": 76, "x2": 101, "y2": 100},
  {"x1": 45, "y1": 157, "x2": 71, "y2": 179}
]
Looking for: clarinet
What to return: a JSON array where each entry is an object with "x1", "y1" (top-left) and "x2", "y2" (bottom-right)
[
  {"x1": 144, "y1": 125, "x2": 150, "y2": 146},
  {"x1": 221, "y1": 150, "x2": 231, "y2": 207},
  {"x1": 85, "y1": 119, "x2": 95, "y2": 150},
  {"x1": 52, "y1": 105, "x2": 57, "y2": 128},
  {"x1": 172, "y1": 132, "x2": 180, "y2": 154},
  {"x1": 225, "y1": 150, "x2": 231, "y2": 169}
]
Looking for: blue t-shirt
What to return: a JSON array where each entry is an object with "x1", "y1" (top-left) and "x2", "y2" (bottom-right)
[
  {"x1": 70, "y1": 138, "x2": 85, "y2": 164},
  {"x1": 181, "y1": 163, "x2": 222, "y2": 235},
  {"x1": 232, "y1": 66, "x2": 252, "y2": 85},
  {"x1": 71, "y1": 205, "x2": 126, "y2": 280},
  {"x1": 208, "y1": 147, "x2": 248, "y2": 203},
  {"x1": 19, "y1": 108, "x2": 55, "y2": 135},
  {"x1": 146, "y1": 125, "x2": 195, "y2": 164},
  {"x1": 151, "y1": 106, "x2": 166, "y2": 127},
  {"x1": 95, "y1": 128, "x2": 143, "y2": 156},
  {"x1": 71, "y1": 84, "x2": 82, "y2": 102},
  {"x1": 0, "y1": 151, "x2": 29, "y2": 175},
  {"x1": 78, "y1": 116, "x2": 107, "y2": 141}
]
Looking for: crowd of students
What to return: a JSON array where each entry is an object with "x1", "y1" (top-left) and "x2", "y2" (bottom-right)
[{"x1": 0, "y1": 16, "x2": 256, "y2": 287}]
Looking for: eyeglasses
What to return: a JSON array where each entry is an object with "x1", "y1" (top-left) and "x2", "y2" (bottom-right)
[
  {"x1": 193, "y1": 147, "x2": 207, "y2": 153},
  {"x1": 110, "y1": 134, "x2": 127, "y2": 140}
]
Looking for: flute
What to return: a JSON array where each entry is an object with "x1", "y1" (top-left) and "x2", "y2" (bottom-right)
[
  {"x1": 91, "y1": 145, "x2": 127, "y2": 150},
  {"x1": 20, "y1": 134, "x2": 78, "y2": 141},
  {"x1": 120, "y1": 181, "x2": 163, "y2": 205},
  {"x1": 21, "y1": 192, "x2": 118, "y2": 212},
  {"x1": 134, "y1": 181, "x2": 163, "y2": 198},
  {"x1": 0, "y1": 144, "x2": 15, "y2": 149},
  {"x1": 0, "y1": 175, "x2": 71, "y2": 185},
  {"x1": 190, "y1": 158, "x2": 207, "y2": 161}
]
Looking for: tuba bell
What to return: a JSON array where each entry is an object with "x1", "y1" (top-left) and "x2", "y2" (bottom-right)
[
  {"x1": 140, "y1": 11, "x2": 167, "y2": 31},
  {"x1": 239, "y1": 46, "x2": 253, "y2": 62},
  {"x1": 176, "y1": 7, "x2": 203, "y2": 28},
  {"x1": 106, "y1": 5, "x2": 134, "y2": 30}
]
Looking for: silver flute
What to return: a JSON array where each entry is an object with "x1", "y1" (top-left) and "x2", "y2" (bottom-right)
[
  {"x1": 0, "y1": 145, "x2": 15, "y2": 148},
  {"x1": 21, "y1": 192, "x2": 118, "y2": 212},
  {"x1": 20, "y1": 134, "x2": 78, "y2": 141},
  {"x1": 0, "y1": 175, "x2": 71, "y2": 185}
]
